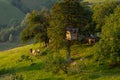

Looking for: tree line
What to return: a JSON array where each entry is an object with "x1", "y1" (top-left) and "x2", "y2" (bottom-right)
[
  {"x1": 0, "y1": 0, "x2": 120, "y2": 66},
  {"x1": 21, "y1": 0, "x2": 120, "y2": 65}
]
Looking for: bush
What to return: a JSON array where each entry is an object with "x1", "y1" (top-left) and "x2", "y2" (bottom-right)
[
  {"x1": 0, "y1": 68, "x2": 8, "y2": 75},
  {"x1": 92, "y1": 7, "x2": 120, "y2": 66},
  {"x1": 44, "y1": 53, "x2": 68, "y2": 74},
  {"x1": 17, "y1": 55, "x2": 33, "y2": 62},
  {"x1": 10, "y1": 73, "x2": 24, "y2": 80},
  {"x1": 0, "y1": 67, "x2": 15, "y2": 75}
]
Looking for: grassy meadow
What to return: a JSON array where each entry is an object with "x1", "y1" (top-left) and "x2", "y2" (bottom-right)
[{"x1": 0, "y1": 43, "x2": 120, "y2": 80}]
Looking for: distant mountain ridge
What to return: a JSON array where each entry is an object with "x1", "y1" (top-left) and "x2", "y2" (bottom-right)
[
  {"x1": 0, "y1": 0, "x2": 56, "y2": 25},
  {"x1": 0, "y1": 0, "x2": 116, "y2": 43},
  {"x1": 0, "y1": 0, "x2": 111, "y2": 25},
  {"x1": 0, "y1": 0, "x2": 24, "y2": 25}
]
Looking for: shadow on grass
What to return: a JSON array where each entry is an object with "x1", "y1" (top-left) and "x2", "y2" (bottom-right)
[
  {"x1": 80, "y1": 73, "x2": 100, "y2": 80},
  {"x1": 0, "y1": 62, "x2": 43, "y2": 75},
  {"x1": 71, "y1": 56, "x2": 81, "y2": 61},
  {"x1": 80, "y1": 69, "x2": 120, "y2": 80},
  {"x1": 15, "y1": 62, "x2": 43, "y2": 72},
  {"x1": 0, "y1": 68, "x2": 11, "y2": 75}
]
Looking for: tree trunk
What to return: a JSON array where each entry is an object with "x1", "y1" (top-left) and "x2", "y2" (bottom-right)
[{"x1": 66, "y1": 40, "x2": 71, "y2": 63}]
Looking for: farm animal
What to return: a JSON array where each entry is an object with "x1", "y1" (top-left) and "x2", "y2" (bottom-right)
[{"x1": 30, "y1": 48, "x2": 41, "y2": 56}]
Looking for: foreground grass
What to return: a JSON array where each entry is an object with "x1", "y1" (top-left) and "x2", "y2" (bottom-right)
[{"x1": 0, "y1": 44, "x2": 120, "y2": 80}]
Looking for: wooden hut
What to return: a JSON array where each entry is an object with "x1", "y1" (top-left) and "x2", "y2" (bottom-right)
[{"x1": 66, "y1": 27, "x2": 79, "y2": 40}]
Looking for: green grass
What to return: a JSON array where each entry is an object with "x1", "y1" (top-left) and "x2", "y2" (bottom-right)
[{"x1": 0, "y1": 43, "x2": 120, "y2": 80}]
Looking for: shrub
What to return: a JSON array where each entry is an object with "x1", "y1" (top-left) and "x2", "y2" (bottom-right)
[
  {"x1": 44, "y1": 53, "x2": 68, "y2": 74},
  {"x1": 10, "y1": 73, "x2": 24, "y2": 80},
  {"x1": 92, "y1": 6, "x2": 120, "y2": 66},
  {"x1": 0, "y1": 68, "x2": 8, "y2": 75},
  {"x1": 17, "y1": 55, "x2": 33, "y2": 62},
  {"x1": 0, "y1": 67, "x2": 15, "y2": 75}
]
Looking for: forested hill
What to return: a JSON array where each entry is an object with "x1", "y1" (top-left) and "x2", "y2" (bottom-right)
[
  {"x1": 0, "y1": 0, "x2": 57, "y2": 43},
  {"x1": 0, "y1": 0, "x2": 56, "y2": 25},
  {"x1": 0, "y1": 0, "x2": 111, "y2": 25},
  {"x1": 0, "y1": 0, "x2": 24, "y2": 25},
  {"x1": 0, "y1": 0, "x2": 114, "y2": 43}
]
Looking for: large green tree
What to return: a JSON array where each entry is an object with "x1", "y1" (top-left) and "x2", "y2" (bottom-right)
[
  {"x1": 20, "y1": 10, "x2": 49, "y2": 46},
  {"x1": 92, "y1": 0, "x2": 120, "y2": 31},
  {"x1": 48, "y1": 0, "x2": 90, "y2": 48},
  {"x1": 93, "y1": 5, "x2": 120, "y2": 65},
  {"x1": 48, "y1": 0, "x2": 92, "y2": 62}
]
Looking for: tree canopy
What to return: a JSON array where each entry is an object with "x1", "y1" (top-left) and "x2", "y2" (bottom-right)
[
  {"x1": 92, "y1": 0, "x2": 120, "y2": 31},
  {"x1": 93, "y1": 5, "x2": 120, "y2": 64},
  {"x1": 48, "y1": 0, "x2": 91, "y2": 48},
  {"x1": 20, "y1": 10, "x2": 49, "y2": 44}
]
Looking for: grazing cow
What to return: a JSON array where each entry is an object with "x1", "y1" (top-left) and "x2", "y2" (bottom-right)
[{"x1": 30, "y1": 48, "x2": 41, "y2": 56}]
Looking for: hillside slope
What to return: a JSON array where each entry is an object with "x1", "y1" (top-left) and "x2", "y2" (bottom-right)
[
  {"x1": 0, "y1": 0, "x2": 25, "y2": 25},
  {"x1": 0, "y1": 0, "x2": 56, "y2": 25},
  {"x1": 0, "y1": 44, "x2": 120, "y2": 80},
  {"x1": 21, "y1": 0, "x2": 56, "y2": 11},
  {"x1": 0, "y1": 0, "x2": 109, "y2": 25}
]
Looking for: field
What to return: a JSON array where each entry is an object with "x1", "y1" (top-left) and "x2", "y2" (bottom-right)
[{"x1": 0, "y1": 43, "x2": 120, "y2": 80}]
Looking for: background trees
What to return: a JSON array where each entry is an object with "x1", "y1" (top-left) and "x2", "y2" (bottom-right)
[
  {"x1": 20, "y1": 10, "x2": 49, "y2": 46},
  {"x1": 92, "y1": 0, "x2": 120, "y2": 31},
  {"x1": 93, "y1": 5, "x2": 120, "y2": 65},
  {"x1": 19, "y1": 0, "x2": 120, "y2": 66},
  {"x1": 48, "y1": 0, "x2": 91, "y2": 49},
  {"x1": 0, "y1": 19, "x2": 22, "y2": 42}
]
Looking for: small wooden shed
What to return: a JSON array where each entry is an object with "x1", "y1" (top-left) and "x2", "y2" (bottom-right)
[{"x1": 66, "y1": 27, "x2": 79, "y2": 40}]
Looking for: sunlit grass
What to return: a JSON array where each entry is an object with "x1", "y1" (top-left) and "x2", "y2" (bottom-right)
[{"x1": 0, "y1": 43, "x2": 120, "y2": 80}]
